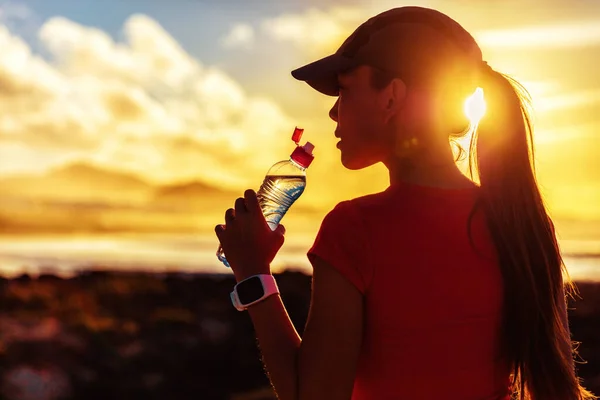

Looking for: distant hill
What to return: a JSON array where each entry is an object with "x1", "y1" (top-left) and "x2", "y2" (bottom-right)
[
  {"x1": 0, "y1": 162, "x2": 324, "y2": 233},
  {"x1": 50, "y1": 162, "x2": 149, "y2": 189},
  {"x1": 151, "y1": 179, "x2": 247, "y2": 212},
  {"x1": 0, "y1": 162, "x2": 152, "y2": 204},
  {"x1": 151, "y1": 179, "x2": 323, "y2": 215},
  {"x1": 154, "y1": 180, "x2": 233, "y2": 199}
]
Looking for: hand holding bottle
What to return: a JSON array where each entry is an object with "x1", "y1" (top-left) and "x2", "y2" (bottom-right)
[{"x1": 216, "y1": 127, "x2": 315, "y2": 268}]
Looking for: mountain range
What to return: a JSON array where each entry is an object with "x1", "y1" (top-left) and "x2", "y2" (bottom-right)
[
  {"x1": 0, "y1": 162, "x2": 234, "y2": 205},
  {"x1": 0, "y1": 162, "x2": 322, "y2": 234}
]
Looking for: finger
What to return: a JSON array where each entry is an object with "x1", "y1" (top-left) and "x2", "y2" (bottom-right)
[
  {"x1": 225, "y1": 208, "x2": 235, "y2": 225},
  {"x1": 244, "y1": 189, "x2": 261, "y2": 214},
  {"x1": 214, "y1": 224, "x2": 225, "y2": 238},
  {"x1": 274, "y1": 224, "x2": 286, "y2": 246},
  {"x1": 275, "y1": 224, "x2": 286, "y2": 236},
  {"x1": 234, "y1": 197, "x2": 247, "y2": 214}
]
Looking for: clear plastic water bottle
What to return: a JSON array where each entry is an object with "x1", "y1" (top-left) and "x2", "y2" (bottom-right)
[{"x1": 216, "y1": 127, "x2": 315, "y2": 268}]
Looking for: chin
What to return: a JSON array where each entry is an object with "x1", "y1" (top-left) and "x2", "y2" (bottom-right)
[{"x1": 341, "y1": 153, "x2": 377, "y2": 170}]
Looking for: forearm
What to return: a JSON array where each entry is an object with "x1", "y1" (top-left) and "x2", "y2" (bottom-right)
[{"x1": 247, "y1": 293, "x2": 302, "y2": 400}]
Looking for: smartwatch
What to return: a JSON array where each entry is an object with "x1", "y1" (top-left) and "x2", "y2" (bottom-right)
[{"x1": 230, "y1": 274, "x2": 280, "y2": 311}]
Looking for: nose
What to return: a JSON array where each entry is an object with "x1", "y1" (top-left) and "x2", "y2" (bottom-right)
[{"x1": 329, "y1": 98, "x2": 339, "y2": 122}]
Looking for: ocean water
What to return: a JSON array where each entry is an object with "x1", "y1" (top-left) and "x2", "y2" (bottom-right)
[
  {"x1": 0, "y1": 234, "x2": 314, "y2": 278},
  {"x1": 0, "y1": 234, "x2": 598, "y2": 282}
]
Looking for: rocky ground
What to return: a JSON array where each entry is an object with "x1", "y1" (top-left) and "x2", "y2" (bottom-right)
[{"x1": 0, "y1": 270, "x2": 597, "y2": 400}]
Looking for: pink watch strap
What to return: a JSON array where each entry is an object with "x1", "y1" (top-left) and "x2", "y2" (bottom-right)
[{"x1": 231, "y1": 274, "x2": 280, "y2": 311}]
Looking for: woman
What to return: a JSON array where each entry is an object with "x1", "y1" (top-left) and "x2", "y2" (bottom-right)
[{"x1": 215, "y1": 6, "x2": 596, "y2": 400}]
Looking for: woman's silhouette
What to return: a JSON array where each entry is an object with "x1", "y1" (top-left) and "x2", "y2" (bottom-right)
[{"x1": 215, "y1": 6, "x2": 596, "y2": 400}]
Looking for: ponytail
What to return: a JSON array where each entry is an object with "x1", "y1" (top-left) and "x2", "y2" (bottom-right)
[{"x1": 470, "y1": 68, "x2": 596, "y2": 400}]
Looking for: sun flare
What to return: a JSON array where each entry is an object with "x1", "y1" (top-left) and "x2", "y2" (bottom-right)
[{"x1": 464, "y1": 87, "x2": 487, "y2": 126}]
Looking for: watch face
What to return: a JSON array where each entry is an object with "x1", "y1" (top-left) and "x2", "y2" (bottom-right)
[{"x1": 237, "y1": 276, "x2": 265, "y2": 305}]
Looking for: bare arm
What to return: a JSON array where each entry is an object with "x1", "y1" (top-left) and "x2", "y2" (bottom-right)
[
  {"x1": 246, "y1": 256, "x2": 364, "y2": 400},
  {"x1": 246, "y1": 290, "x2": 301, "y2": 399},
  {"x1": 298, "y1": 256, "x2": 364, "y2": 399}
]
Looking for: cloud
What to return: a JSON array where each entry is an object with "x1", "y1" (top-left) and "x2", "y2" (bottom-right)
[
  {"x1": 0, "y1": 14, "x2": 295, "y2": 189},
  {"x1": 219, "y1": 7, "x2": 363, "y2": 55},
  {"x1": 535, "y1": 122, "x2": 599, "y2": 145},
  {"x1": 520, "y1": 80, "x2": 562, "y2": 97},
  {"x1": 260, "y1": 7, "x2": 363, "y2": 54},
  {"x1": 518, "y1": 80, "x2": 600, "y2": 116},
  {"x1": 220, "y1": 23, "x2": 255, "y2": 49},
  {"x1": 475, "y1": 20, "x2": 600, "y2": 49},
  {"x1": 0, "y1": 2, "x2": 41, "y2": 45},
  {"x1": 258, "y1": 8, "x2": 600, "y2": 53},
  {"x1": 0, "y1": 2, "x2": 31, "y2": 21},
  {"x1": 535, "y1": 89, "x2": 600, "y2": 114}
]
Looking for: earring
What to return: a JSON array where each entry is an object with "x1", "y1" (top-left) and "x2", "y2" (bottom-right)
[{"x1": 393, "y1": 135, "x2": 419, "y2": 157}]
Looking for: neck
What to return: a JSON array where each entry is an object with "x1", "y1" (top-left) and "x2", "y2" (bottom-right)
[{"x1": 385, "y1": 144, "x2": 474, "y2": 189}]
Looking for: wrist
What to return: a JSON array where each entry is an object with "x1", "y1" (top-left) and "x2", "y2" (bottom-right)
[
  {"x1": 246, "y1": 292, "x2": 280, "y2": 314},
  {"x1": 234, "y1": 265, "x2": 271, "y2": 283},
  {"x1": 230, "y1": 273, "x2": 279, "y2": 312}
]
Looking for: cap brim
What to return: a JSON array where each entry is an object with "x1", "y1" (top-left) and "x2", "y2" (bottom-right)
[{"x1": 291, "y1": 54, "x2": 358, "y2": 96}]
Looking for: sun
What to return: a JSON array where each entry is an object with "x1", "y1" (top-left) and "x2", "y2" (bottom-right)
[{"x1": 464, "y1": 87, "x2": 486, "y2": 126}]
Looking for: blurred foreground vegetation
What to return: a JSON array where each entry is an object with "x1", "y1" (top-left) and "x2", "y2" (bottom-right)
[{"x1": 0, "y1": 270, "x2": 597, "y2": 399}]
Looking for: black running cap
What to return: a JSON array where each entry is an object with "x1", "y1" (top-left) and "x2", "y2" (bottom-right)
[{"x1": 291, "y1": 6, "x2": 483, "y2": 96}]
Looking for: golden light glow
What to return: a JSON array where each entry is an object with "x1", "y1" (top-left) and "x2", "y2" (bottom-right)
[
  {"x1": 464, "y1": 87, "x2": 487, "y2": 126},
  {"x1": 0, "y1": 3, "x2": 598, "y2": 264}
]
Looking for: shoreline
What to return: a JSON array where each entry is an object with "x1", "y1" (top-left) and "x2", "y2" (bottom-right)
[{"x1": 2, "y1": 266, "x2": 600, "y2": 282}]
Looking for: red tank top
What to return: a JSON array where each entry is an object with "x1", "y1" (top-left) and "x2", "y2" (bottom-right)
[{"x1": 308, "y1": 181, "x2": 511, "y2": 400}]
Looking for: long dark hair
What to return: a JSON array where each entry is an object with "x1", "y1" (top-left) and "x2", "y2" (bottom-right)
[
  {"x1": 470, "y1": 67, "x2": 596, "y2": 400},
  {"x1": 369, "y1": 54, "x2": 596, "y2": 400}
]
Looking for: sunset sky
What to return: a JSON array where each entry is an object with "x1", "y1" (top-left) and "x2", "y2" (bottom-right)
[{"x1": 0, "y1": 0, "x2": 599, "y2": 229}]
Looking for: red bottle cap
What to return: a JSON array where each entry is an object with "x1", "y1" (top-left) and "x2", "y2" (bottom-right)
[
  {"x1": 292, "y1": 127, "x2": 304, "y2": 143},
  {"x1": 290, "y1": 142, "x2": 315, "y2": 168}
]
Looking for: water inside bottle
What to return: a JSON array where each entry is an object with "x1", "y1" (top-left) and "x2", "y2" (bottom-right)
[
  {"x1": 258, "y1": 175, "x2": 306, "y2": 230},
  {"x1": 215, "y1": 174, "x2": 306, "y2": 267}
]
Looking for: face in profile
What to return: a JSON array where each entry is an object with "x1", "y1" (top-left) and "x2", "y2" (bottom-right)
[
  {"x1": 329, "y1": 65, "x2": 475, "y2": 170},
  {"x1": 329, "y1": 66, "x2": 400, "y2": 170}
]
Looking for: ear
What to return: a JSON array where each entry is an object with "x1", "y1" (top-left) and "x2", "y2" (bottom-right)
[{"x1": 380, "y1": 78, "x2": 407, "y2": 124}]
